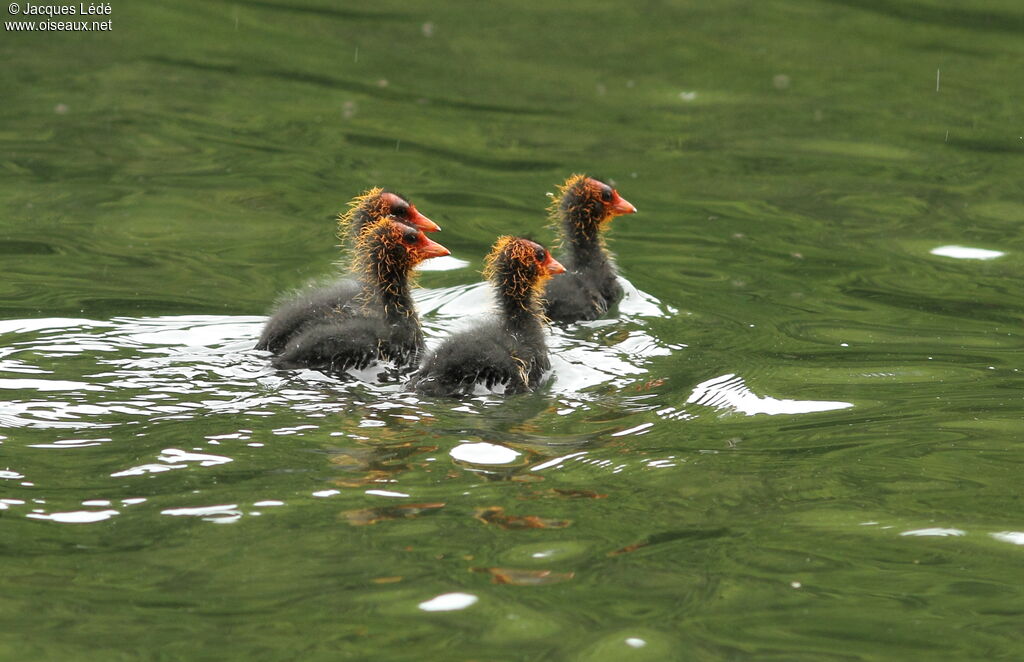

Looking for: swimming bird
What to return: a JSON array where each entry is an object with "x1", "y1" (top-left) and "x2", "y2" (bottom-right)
[
  {"x1": 269, "y1": 218, "x2": 449, "y2": 373},
  {"x1": 410, "y1": 236, "x2": 565, "y2": 396},
  {"x1": 256, "y1": 188, "x2": 439, "y2": 354},
  {"x1": 542, "y1": 175, "x2": 636, "y2": 323}
]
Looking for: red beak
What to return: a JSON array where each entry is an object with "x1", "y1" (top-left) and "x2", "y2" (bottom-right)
[
  {"x1": 408, "y1": 205, "x2": 441, "y2": 233},
  {"x1": 609, "y1": 191, "x2": 637, "y2": 216},
  {"x1": 416, "y1": 233, "x2": 450, "y2": 259},
  {"x1": 542, "y1": 252, "x2": 566, "y2": 275}
]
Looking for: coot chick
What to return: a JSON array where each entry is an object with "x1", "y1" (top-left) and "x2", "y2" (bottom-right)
[
  {"x1": 543, "y1": 174, "x2": 636, "y2": 323},
  {"x1": 271, "y1": 218, "x2": 449, "y2": 373},
  {"x1": 256, "y1": 188, "x2": 438, "y2": 353},
  {"x1": 410, "y1": 237, "x2": 565, "y2": 396}
]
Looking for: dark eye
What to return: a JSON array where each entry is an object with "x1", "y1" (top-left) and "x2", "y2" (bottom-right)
[
  {"x1": 535, "y1": 246, "x2": 546, "y2": 262},
  {"x1": 600, "y1": 188, "x2": 613, "y2": 203},
  {"x1": 391, "y1": 204, "x2": 408, "y2": 217}
]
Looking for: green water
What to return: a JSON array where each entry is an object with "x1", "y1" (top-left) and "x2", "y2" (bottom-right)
[{"x1": 3, "y1": 1, "x2": 1024, "y2": 660}]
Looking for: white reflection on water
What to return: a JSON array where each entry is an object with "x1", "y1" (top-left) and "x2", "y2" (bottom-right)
[
  {"x1": 0, "y1": 318, "x2": 113, "y2": 334},
  {"x1": 110, "y1": 448, "x2": 232, "y2": 477},
  {"x1": 900, "y1": 527, "x2": 966, "y2": 537},
  {"x1": 414, "y1": 255, "x2": 471, "y2": 272},
  {"x1": 29, "y1": 437, "x2": 111, "y2": 449},
  {"x1": 930, "y1": 245, "x2": 1004, "y2": 260},
  {"x1": 417, "y1": 592, "x2": 478, "y2": 612},
  {"x1": 0, "y1": 379, "x2": 104, "y2": 392},
  {"x1": 529, "y1": 448, "x2": 680, "y2": 475},
  {"x1": 0, "y1": 401, "x2": 115, "y2": 429},
  {"x1": 530, "y1": 451, "x2": 588, "y2": 472},
  {"x1": 450, "y1": 441, "x2": 520, "y2": 465},
  {"x1": 611, "y1": 423, "x2": 653, "y2": 437},
  {"x1": 991, "y1": 532, "x2": 1024, "y2": 545},
  {"x1": 26, "y1": 509, "x2": 119, "y2": 523},
  {"x1": 686, "y1": 373, "x2": 853, "y2": 417},
  {"x1": 160, "y1": 504, "x2": 242, "y2": 524}
]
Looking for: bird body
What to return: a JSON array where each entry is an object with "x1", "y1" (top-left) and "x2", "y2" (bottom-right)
[
  {"x1": 256, "y1": 188, "x2": 438, "y2": 354},
  {"x1": 542, "y1": 256, "x2": 623, "y2": 323},
  {"x1": 411, "y1": 237, "x2": 565, "y2": 396},
  {"x1": 264, "y1": 218, "x2": 449, "y2": 373},
  {"x1": 255, "y1": 279, "x2": 360, "y2": 355},
  {"x1": 542, "y1": 175, "x2": 636, "y2": 323}
]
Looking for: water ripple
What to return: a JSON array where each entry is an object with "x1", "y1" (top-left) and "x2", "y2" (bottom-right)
[{"x1": 0, "y1": 279, "x2": 680, "y2": 429}]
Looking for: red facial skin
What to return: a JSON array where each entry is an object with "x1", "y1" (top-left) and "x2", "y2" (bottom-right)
[
  {"x1": 586, "y1": 179, "x2": 636, "y2": 217},
  {"x1": 406, "y1": 204, "x2": 440, "y2": 232},
  {"x1": 413, "y1": 232, "x2": 450, "y2": 260},
  {"x1": 541, "y1": 251, "x2": 566, "y2": 275},
  {"x1": 381, "y1": 192, "x2": 440, "y2": 233},
  {"x1": 607, "y1": 189, "x2": 637, "y2": 216}
]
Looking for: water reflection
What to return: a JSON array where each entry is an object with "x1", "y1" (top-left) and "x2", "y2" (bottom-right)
[
  {"x1": 415, "y1": 255, "x2": 471, "y2": 271},
  {"x1": 418, "y1": 592, "x2": 478, "y2": 612},
  {"x1": 686, "y1": 373, "x2": 853, "y2": 416},
  {"x1": 1, "y1": 273, "x2": 872, "y2": 532},
  {"x1": 900, "y1": 527, "x2": 966, "y2": 537},
  {"x1": 160, "y1": 503, "x2": 243, "y2": 524},
  {"x1": 26, "y1": 509, "x2": 119, "y2": 523},
  {"x1": 0, "y1": 277, "x2": 680, "y2": 431},
  {"x1": 930, "y1": 245, "x2": 1005, "y2": 260},
  {"x1": 450, "y1": 441, "x2": 522, "y2": 465},
  {"x1": 991, "y1": 532, "x2": 1024, "y2": 546},
  {"x1": 110, "y1": 448, "x2": 232, "y2": 477}
]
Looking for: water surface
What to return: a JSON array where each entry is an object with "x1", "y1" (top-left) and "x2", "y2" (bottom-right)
[{"x1": 3, "y1": 1, "x2": 1024, "y2": 660}]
